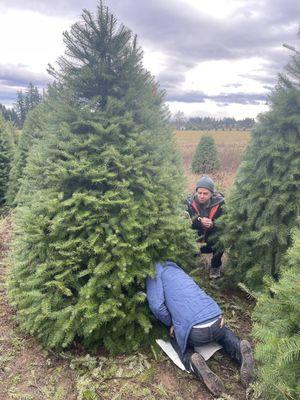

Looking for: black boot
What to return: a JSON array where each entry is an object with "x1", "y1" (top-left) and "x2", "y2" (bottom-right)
[
  {"x1": 190, "y1": 353, "x2": 225, "y2": 397},
  {"x1": 210, "y1": 250, "x2": 223, "y2": 279},
  {"x1": 240, "y1": 340, "x2": 255, "y2": 387},
  {"x1": 209, "y1": 266, "x2": 221, "y2": 279}
]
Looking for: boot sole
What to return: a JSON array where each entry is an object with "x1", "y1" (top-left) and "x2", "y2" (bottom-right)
[
  {"x1": 240, "y1": 340, "x2": 255, "y2": 387},
  {"x1": 191, "y1": 353, "x2": 225, "y2": 396}
]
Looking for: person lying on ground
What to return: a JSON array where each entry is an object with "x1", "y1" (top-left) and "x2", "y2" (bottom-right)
[
  {"x1": 146, "y1": 260, "x2": 255, "y2": 397},
  {"x1": 186, "y1": 176, "x2": 225, "y2": 279}
]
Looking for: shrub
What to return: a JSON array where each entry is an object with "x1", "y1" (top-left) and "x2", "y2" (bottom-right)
[
  {"x1": 191, "y1": 135, "x2": 220, "y2": 174},
  {"x1": 252, "y1": 227, "x2": 300, "y2": 400}
]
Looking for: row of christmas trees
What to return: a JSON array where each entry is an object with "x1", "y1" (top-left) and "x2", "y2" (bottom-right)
[{"x1": 0, "y1": 3, "x2": 299, "y2": 399}]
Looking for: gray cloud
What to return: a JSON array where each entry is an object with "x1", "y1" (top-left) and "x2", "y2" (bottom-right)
[
  {"x1": 3, "y1": 1, "x2": 299, "y2": 60},
  {"x1": 0, "y1": 85, "x2": 21, "y2": 105},
  {"x1": 0, "y1": 0, "x2": 90, "y2": 17},
  {"x1": 0, "y1": 91, "x2": 18, "y2": 104},
  {"x1": 224, "y1": 83, "x2": 243, "y2": 88},
  {"x1": 166, "y1": 90, "x2": 206, "y2": 103},
  {"x1": 106, "y1": 1, "x2": 299, "y2": 63},
  {"x1": 166, "y1": 90, "x2": 268, "y2": 105},
  {"x1": 0, "y1": 64, "x2": 50, "y2": 88},
  {"x1": 211, "y1": 92, "x2": 268, "y2": 105},
  {"x1": 0, "y1": 64, "x2": 51, "y2": 105},
  {"x1": 1, "y1": 0, "x2": 299, "y2": 112},
  {"x1": 238, "y1": 73, "x2": 277, "y2": 86},
  {"x1": 100, "y1": 0, "x2": 299, "y2": 95}
]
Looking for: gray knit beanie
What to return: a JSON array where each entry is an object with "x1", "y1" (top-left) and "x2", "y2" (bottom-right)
[{"x1": 195, "y1": 176, "x2": 215, "y2": 193}]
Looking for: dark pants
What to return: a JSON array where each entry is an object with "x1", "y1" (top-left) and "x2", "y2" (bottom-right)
[
  {"x1": 200, "y1": 243, "x2": 223, "y2": 269},
  {"x1": 171, "y1": 317, "x2": 241, "y2": 372}
]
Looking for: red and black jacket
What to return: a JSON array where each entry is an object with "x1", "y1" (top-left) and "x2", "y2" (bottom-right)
[{"x1": 186, "y1": 192, "x2": 224, "y2": 238}]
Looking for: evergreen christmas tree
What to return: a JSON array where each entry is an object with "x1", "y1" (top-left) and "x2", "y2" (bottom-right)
[
  {"x1": 219, "y1": 51, "x2": 300, "y2": 291},
  {"x1": 13, "y1": 82, "x2": 43, "y2": 127},
  {"x1": 6, "y1": 104, "x2": 49, "y2": 205},
  {"x1": 0, "y1": 103, "x2": 18, "y2": 125},
  {"x1": 0, "y1": 115, "x2": 14, "y2": 204},
  {"x1": 252, "y1": 226, "x2": 300, "y2": 400},
  {"x1": 8, "y1": 3, "x2": 196, "y2": 354},
  {"x1": 191, "y1": 135, "x2": 220, "y2": 174}
]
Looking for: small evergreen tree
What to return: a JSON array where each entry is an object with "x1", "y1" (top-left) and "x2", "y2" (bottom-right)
[
  {"x1": 8, "y1": 3, "x2": 196, "y2": 354},
  {"x1": 191, "y1": 135, "x2": 220, "y2": 174},
  {"x1": 13, "y1": 82, "x2": 43, "y2": 127},
  {"x1": 219, "y1": 50, "x2": 300, "y2": 290},
  {"x1": 174, "y1": 111, "x2": 186, "y2": 130},
  {"x1": 0, "y1": 115, "x2": 14, "y2": 204},
  {"x1": 252, "y1": 226, "x2": 300, "y2": 400},
  {"x1": 6, "y1": 103, "x2": 50, "y2": 205},
  {"x1": 25, "y1": 82, "x2": 43, "y2": 111},
  {"x1": 0, "y1": 103, "x2": 19, "y2": 125}
]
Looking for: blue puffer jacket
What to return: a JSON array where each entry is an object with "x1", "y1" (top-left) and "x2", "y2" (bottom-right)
[{"x1": 146, "y1": 261, "x2": 222, "y2": 354}]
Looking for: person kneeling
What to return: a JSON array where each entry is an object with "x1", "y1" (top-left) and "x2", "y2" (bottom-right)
[
  {"x1": 146, "y1": 261, "x2": 255, "y2": 397},
  {"x1": 186, "y1": 176, "x2": 224, "y2": 279}
]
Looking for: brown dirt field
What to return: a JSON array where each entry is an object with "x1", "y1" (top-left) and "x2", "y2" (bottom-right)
[{"x1": 174, "y1": 130, "x2": 250, "y2": 194}]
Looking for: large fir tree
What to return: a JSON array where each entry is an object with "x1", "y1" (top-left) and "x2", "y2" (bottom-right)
[
  {"x1": 191, "y1": 134, "x2": 220, "y2": 174},
  {"x1": 252, "y1": 226, "x2": 300, "y2": 400},
  {"x1": 8, "y1": 3, "x2": 196, "y2": 354},
  {"x1": 219, "y1": 50, "x2": 300, "y2": 290}
]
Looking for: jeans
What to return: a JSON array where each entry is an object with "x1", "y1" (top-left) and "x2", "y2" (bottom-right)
[{"x1": 171, "y1": 317, "x2": 241, "y2": 371}]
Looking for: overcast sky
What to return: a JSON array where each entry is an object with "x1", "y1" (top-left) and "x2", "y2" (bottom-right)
[{"x1": 0, "y1": 0, "x2": 299, "y2": 119}]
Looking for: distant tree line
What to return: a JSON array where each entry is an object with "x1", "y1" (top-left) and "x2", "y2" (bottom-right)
[
  {"x1": 0, "y1": 82, "x2": 44, "y2": 205},
  {"x1": 2, "y1": 86, "x2": 255, "y2": 132},
  {"x1": 0, "y1": 104, "x2": 18, "y2": 124},
  {"x1": 0, "y1": 82, "x2": 43, "y2": 128},
  {"x1": 186, "y1": 116, "x2": 255, "y2": 130},
  {"x1": 172, "y1": 111, "x2": 255, "y2": 131}
]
